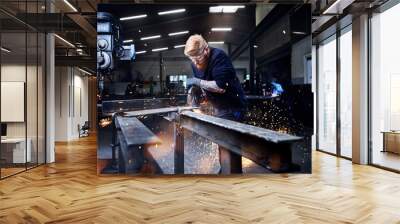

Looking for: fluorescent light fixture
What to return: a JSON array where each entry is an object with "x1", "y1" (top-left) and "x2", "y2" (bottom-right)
[
  {"x1": 63, "y1": 0, "x2": 78, "y2": 12},
  {"x1": 208, "y1": 41, "x2": 224, "y2": 44},
  {"x1": 76, "y1": 48, "x2": 83, "y2": 52},
  {"x1": 211, "y1": 27, "x2": 232, "y2": 32},
  {"x1": 1, "y1": 47, "x2": 11, "y2": 53},
  {"x1": 209, "y1": 5, "x2": 245, "y2": 13},
  {"x1": 322, "y1": 0, "x2": 349, "y2": 14},
  {"x1": 120, "y1": 14, "x2": 147, "y2": 21},
  {"x1": 140, "y1": 35, "x2": 161, "y2": 40},
  {"x1": 158, "y1": 8, "x2": 186, "y2": 15},
  {"x1": 78, "y1": 68, "x2": 92, "y2": 76},
  {"x1": 292, "y1": 31, "x2": 307, "y2": 35},
  {"x1": 168, "y1": 30, "x2": 189, "y2": 36},
  {"x1": 136, "y1": 50, "x2": 146, "y2": 54},
  {"x1": 54, "y1": 34, "x2": 75, "y2": 48},
  {"x1": 253, "y1": 45, "x2": 258, "y2": 48},
  {"x1": 152, "y1": 47, "x2": 168, "y2": 52},
  {"x1": 209, "y1": 6, "x2": 223, "y2": 13},
  {"x1": 123, "y1": 39, "x2": 133, "y2": 43},
  {"x1": 174, "y1": 44, "x2": 185, "y2": 48}
]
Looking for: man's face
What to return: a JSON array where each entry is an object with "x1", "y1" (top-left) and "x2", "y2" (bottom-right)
[{"x1": 188, "y1": 46, "x2": 209, "y2": 70}]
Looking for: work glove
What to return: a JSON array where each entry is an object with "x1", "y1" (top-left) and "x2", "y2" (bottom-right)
[
  {"x1": 186, "y1": 77, "x2": 201, "y2": 88},
  {"x1": 187, "y1": 86, "x2": 203, "y2": 107}
]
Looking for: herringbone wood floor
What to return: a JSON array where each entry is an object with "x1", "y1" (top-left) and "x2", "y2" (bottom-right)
[{"x1": 1, "y1": 135, "x2": 400, "y2": 224}]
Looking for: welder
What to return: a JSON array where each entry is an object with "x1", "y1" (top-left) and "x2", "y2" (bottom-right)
[{"x1": 184, "y1": 34, "x2": 247, "y2": 122}]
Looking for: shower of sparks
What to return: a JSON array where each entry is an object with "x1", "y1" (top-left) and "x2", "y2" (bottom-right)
[
  {"x1": 99, "y1": 117, "x2": 112, "y2": 127},
  {"x1": 184, "y1": 131, "x2": 220, "y2": 174},
  {"x1": 244, "y1": 99, "x2": 307, "y2": 135}
]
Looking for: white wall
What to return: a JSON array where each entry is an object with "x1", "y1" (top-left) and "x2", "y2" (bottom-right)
[
  {"x1": 1, "y1": 65, "x2": 43, "y2": 137},
  {"x1": 55, "y1": 66, "x2": 68, "y2": 141},
  {"x1": 1, "y1": 63, "x2": 46, "y2": 164},
  {"x1": 72, "y1": 73, "x2": 89, "y2": 138},
  {"x1": 1, "y1": 65, "x2": 27, "y2": 138},
  {"x1": 54, "y1": 66, "x2": 89, "y2": 141}
]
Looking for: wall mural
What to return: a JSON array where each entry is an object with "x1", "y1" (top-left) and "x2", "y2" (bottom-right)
[{"x1": 97, "y1": 3, "x2": 312, "y2": 175}]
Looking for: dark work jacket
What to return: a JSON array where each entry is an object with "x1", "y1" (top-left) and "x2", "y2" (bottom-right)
[{"x1": 191, "y1": 47, "x2": 247, "y2": 111}]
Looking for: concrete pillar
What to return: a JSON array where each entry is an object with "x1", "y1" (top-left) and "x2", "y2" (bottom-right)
[
  {"x1": 46, "y1": 0, "x2": 55, "y2": 163},
  {"x1": 312, "y1": 45, "x2": 317, "y2": 150},
  {"x1": 352, "y1": 14, "x2": 369, "y2": 164},
  {"x1": 46, "y1": 33, "x2": 55, "y2": 163}
]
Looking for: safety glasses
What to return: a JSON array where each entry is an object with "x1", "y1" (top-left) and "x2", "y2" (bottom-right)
[{"x1": 187, "y1": 46, "x2": 208, "y2": 63}]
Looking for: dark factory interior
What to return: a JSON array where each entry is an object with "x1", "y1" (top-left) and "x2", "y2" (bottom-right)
[{"x1": 96, "y1": 3, "x2": 313, "y2": 175}]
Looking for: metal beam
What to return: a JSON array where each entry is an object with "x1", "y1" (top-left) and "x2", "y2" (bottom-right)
[
  {"x1": 181, "y1": 111, "x2": 302, "y2": 143},
  {"x1": 67, "y1": 14, "x2": 97, "y2": 46},
  {"x1": 52, "y1": 0, "x2": 96, "y2": 47},
  {"x1": 122, "y1": 106, "x2": 198, "y2": 117},
  {"x1": 174, "y1": 122, "x2": 184, "y2": 174},
  {"x1": 115, "y1": 115, "x2": 162, "y2": 174},
  {"x1": 179, "y1": 111, "x2": 302, "y2": 172},
  {"x1": 55, "y1": 56, "x2": 96, "y2": 68},
  {"x1": 116, "y1": 116, "x2": 161, "y2": 147},
  {"x1": 101, "y1": 97, "x2": 188, "y2": 115}
]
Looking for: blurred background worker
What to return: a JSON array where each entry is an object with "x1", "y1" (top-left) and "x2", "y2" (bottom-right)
[{"x1": 184, "y1": 34, "x2": 247, "y2": 122}]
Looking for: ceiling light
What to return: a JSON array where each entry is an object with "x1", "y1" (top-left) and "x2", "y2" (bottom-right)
[
  {"x1": 63, "y1": 0, "x2": 78, "y2": 12},
  {"x1": 54, "y1": 34, "x2": 75, "y2": 48},
  {"x1": 76, "y1": 48, "x2": 83, "y2": 52},
  {"x1": 209, "y1": 41, "x2": 224, "y2": 44},
  {"x1": 140, "y1": 35, "x2": 161, "y2": 40},
  {"x1": 120, "y1": 14, "x2": 147, "y2": 21},
  {"x1": 211, "y1": 27, "x2": 232, "y2": 32},
  {"x1": 209, "y1": 5, "x2": 245, "y2": 13},
  {"x1": 78, "y1": 68, "x2": 92, "y2": 76},
  {"x1": 209, "y1": 6, "x2": 223, "y2": 13},
  {"x1": 174, "y1": 45, "x2": 185, "y2": 48},
  {"x1": 322, "y1": 0, "x2": 348, "y2": 14},
  {"x1": 123, "y1": 39, "x2": 133, "y2": 43},
  {"x1": 152, "y1": 47, "x2": 168, "y2": 52},
  {"x1": 136, "y1": 50, "x2": 146, "y2": 54},
  {"x1": 1, "y1": 47, "x2": 11, "y2": 53},
  {"x1": 158, "y1": 8, "x2": 186, "y2": 15},
  {"x1": 168, "y1": 31, "x2": 189, "y2": 36},
  {"x1": 292, "y1": 31, "x2": 307, "y2": 35}
]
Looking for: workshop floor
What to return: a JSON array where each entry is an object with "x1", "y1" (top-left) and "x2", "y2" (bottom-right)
[{"x1": 1, "y1": 135, "x2": 400, "y2": 223}]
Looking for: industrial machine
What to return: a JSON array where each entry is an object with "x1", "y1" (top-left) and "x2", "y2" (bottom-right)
[
  {"x1": 97, "y1": 12, "x2": 135, "y2": 97},
  {"x1": 97, "y1": 12, "x2": 136, "y2": 173}
]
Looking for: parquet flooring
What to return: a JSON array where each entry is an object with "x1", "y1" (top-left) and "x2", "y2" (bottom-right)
[
  {"x1": 1, "y1": 135, "x2": 400, "y2": 223},
  {"x1": 1, "y1": 167, "x2": 26, "y2": 177}
]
